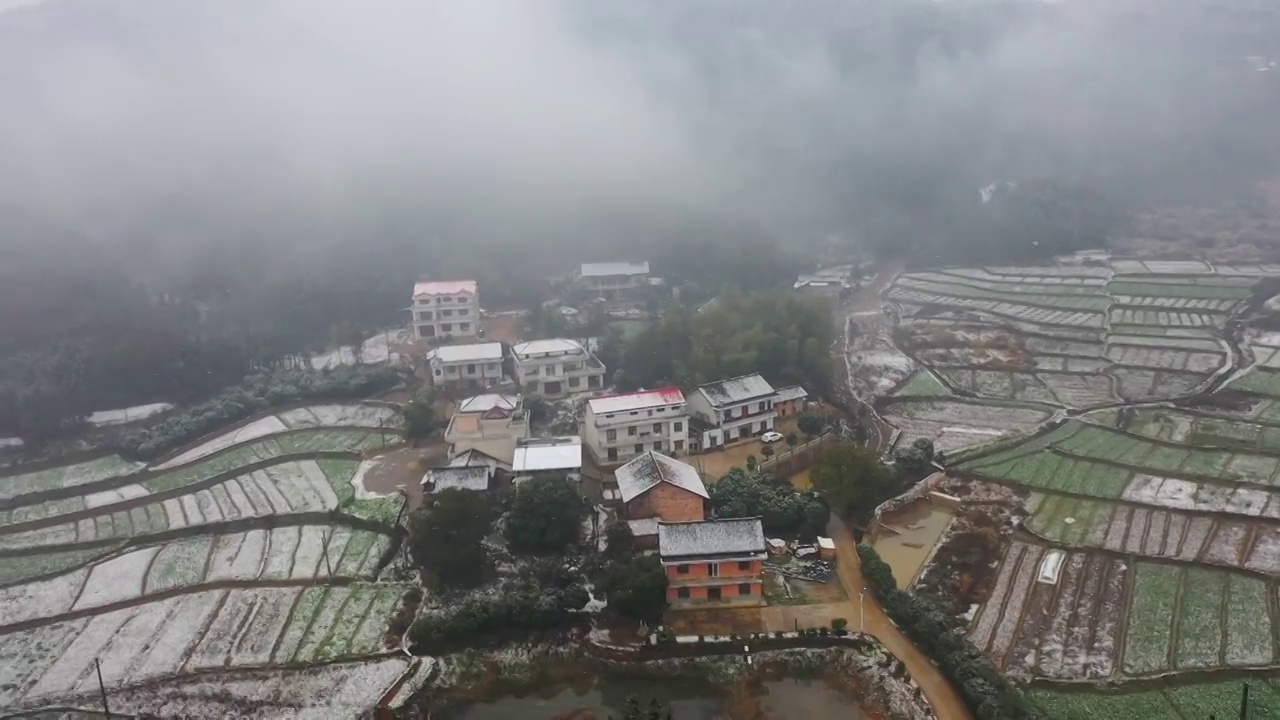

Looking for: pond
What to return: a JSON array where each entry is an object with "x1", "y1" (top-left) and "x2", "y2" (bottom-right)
[
  {"x1": 870, "y1": 500, "x2": 955, "y2": 589},
  {"x1": 443, "y1": 677, "x2": 867, "y2": 719}
]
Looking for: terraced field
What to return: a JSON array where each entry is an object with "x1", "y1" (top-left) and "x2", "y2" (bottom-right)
[
  {"x1": 0, "y1": 402, "x2": 412, "y2": 716},
  {"x1": 880, "y1": 260, "x2": 1280, "y2": 715}
]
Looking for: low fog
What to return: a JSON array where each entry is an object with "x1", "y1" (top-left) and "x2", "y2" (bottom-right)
[{"x1": 1, "y1": 0, "x2": 1277, "y2": 269}]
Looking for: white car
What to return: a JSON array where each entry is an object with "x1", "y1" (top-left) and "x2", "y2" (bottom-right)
[{"x1": 761, "y1": 431, "x2": 784, "y2": 444}]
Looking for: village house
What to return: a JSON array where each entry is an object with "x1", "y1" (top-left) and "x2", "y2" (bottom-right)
[
  {"x1": 773, "y1": 385, "x2": 808, "y2": 419},
  {"x1": 410, "y1": 280, "x2": 481, "y2": 341},
  {"x1": 426, "y1": 342, "x2": 506, "y2": 391},
  {"x1": 659, "y1": 517, "x2": 767, "y2": 607},
  {"x1": 615, "y1": 451, "x2": 708, "y2": 548},
  {"x1": 448, "y1": 447, "x2": 510, "y2": 474},
  {"x1": 444, "y1": 393, "x2": 530, "y2": 466},
  {"x1": 578, "y1": 262, "x2": 650, "y2": 303},
  {"x1": 512, "y1": 436, "x2": 583, "y2": 486},
  {"x1": 686, "y1": 373, "x2": 778, "y2": 451},
  {"x1": 421, "y1": 465, "x2": 492, "y2": 494},
  {"x1": 582, "y1": 387, "x2": 689, "y2": 465},
  {"x1": 510, "y1": 338, "x2": 605, "y2": 399}
]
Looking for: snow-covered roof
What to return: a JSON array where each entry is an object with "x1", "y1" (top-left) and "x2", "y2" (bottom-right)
[
  {"x1": 455, "y1": 393, "x2": 520, "y2": 414},
  {"x1": 581, "y1": 261, "x2": 649, "y2": 277},
  {"x1": 513, "y1": 436, "x2": 582, "y2": 472},
  {"x1": 87, "y1": 402, "x2": 175, "y2": 427},
  {"x1": 422, "y1": 466, "x2": 490, "y2": 492},
  {"x1": 697, "y1": 374, "x2": 775, "y2": 407},
  {"x1": 413, "y1": 279, "x2": 477, "y2": 297},
  {"x1": 426, "y1": 342, "x2": 504, "y2": 364},
  {"x1": 627, "y1": 518, "x2": 659, "y2": 537},
  {"x1": 587, "y1": 387, "x2": 685, "y2": 415},
  {"x1": 659, "y1": 518, "x2": 766, "y2": 559},
  {"x1": 449, "y1": 448, "x2": 509, "y2": 469},
  {"x1": 774, "y1": 385, "x2": 808, "y2": 403},
  {"x1": 511, "y1": 338, "x2": 585, "y2": 358},
  {"x1": 615, "y1": 452, "x2": 707, "y2": 504}
]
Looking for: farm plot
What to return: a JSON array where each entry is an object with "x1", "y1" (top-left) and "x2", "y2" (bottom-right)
[
  {"x1": 1033, "y1": 678, "x2": 1280, "y2": 720},
  {"x1": 1025, "y1": 492, "x2": 1280, "y2": 575},
  {"x1": 0, "y1": 459, "x2": 400, "y2": 552},
  {"x1": 0, "y1": 526, "x2": 393, "y2": 627},
  {"x1": 0, "y1": 455, "x2": 143, "y2": 503},
  {"x1": 153, "y1": 418, "x2": 395, "y2": 473},
  {"x1": 889, "y1": 370, "x2": 953, "y2": 397},
  {"x1": 1121, "y1": 562, "x2": 1276, "y2": 676},
  {"x1": 0, "y1": 583, "x2": 407, "y2": 709},
  {"x1": 1228, "y1": 368, "x2": 1280, "y2": 398},
  {"x1": 968, "y1": 541, "x2": 1127, "y2": 680},
  {"x1": 880, "y1": 398, "x2": 1054, "y2": 453},
  {"x1": 1109, "y1": 367, "x2": 1209, "y2": 402},
  {"x1": 275, "y1": 403, "x2": 401, "y2": 430},
  {"x1": 28, "y1": 656, "x2": 421, "y2": 719},
  {"x1": 269, "y1": 584, "x2": 404, "y2": 664}
]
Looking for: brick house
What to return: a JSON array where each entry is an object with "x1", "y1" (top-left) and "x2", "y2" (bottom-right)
[
  {"x1": 615, "y1": 451, "x2": 708, "y2": 547},
  {"x1": 658, "y1": 517, "x2": 767, "y2": 607},
  {"x1": 773, "y1": 385, "x2": 808, "y2": 419}
]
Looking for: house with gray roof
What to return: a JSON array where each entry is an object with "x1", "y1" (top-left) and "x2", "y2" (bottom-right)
[
  {"x1": 658, "y1": 518, "x2": 766, "y2": 608},
  {"x1": 614, "y1": 451, "x2": 708, "y2": 547},
  {"x1": 686, "y1": 373, "x2": 779, "y2": 451},
  {"x1": 422, "y1": 465, "x2": 492, "y2": 493}
]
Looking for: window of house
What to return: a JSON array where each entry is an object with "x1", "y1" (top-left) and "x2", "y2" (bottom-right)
[
  {"x1": 674, "y1": 422, "x2": 683, "y2": 432},
  {"x1": 677, "y1": 587, "x2": 690, "y2": 599},
  {"x1": 446, "y1": 366, "x2": 457, "y2": 374},
  {"x1": 647, "y1": 409, "x2": 653, "y2": 417},
  {"x1": 437, "y1": 296, "x2": 450, "y2": 303},
  {"x1": 607, "y1": 448, "x2": 618, "y2": 461},
  {"x1": 466, "y1": 364, "x2": 476, "y2": 373},
  {"x1": 458, "y1": 309, "x2": 469, "y2": 316},
  {"x1": 628, "y1": 426, "x2": 637, "y2": 436},
  {"x1": 738, "y1": 561, "x2": 751, "y2": 571},
  {"x1": 633, "y1": 444, "x2": 643, "y2": 453},
  {"x1": 442, "y1": 309, "x2": 454, "y2": 317},
  {"x1": 568, "y1": 377, "x2": 580, "y2": 388},
  {"x1": 677, "y1": 564, "x2": 689, "y2": 574},
  {"x1": 629, "y1": 411, "x2": 639, "y2": 416},
  {"x1": 418, "y1": 311, "x2": 432, "y2": 321},
  {"x1": 738, "y1": 583, "x2": 752, "y2": 595},
  {"x1": 434, "y1": 368, "x2": 442, "y2": 377},
  {"x1": 652, "y1": 423, "x2": 661, "y2": 434},
  {"x1": 674, "y1": 440, "x2": 684, "y2": 451},
  {"x1": 441, "y1": 323, "x2": 452, "y2": 331},
  {"x1": 460, "y1": 323, "x2": 471, "y2": 331},
  {"x1": 607, "y1": 429, "x2": 617, "y2": 441},
  {"x1": 707, "y1": 563, "x2": 720, "y2": 577},
  {"x1": 652, "y1": 441, "x2": 661, "y2": 450}
]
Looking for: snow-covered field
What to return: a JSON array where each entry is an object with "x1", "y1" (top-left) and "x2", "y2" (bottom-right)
[
  {"x1": 0, "y1": 455, "x2": 143, "y2": 502},
  {"x1": 310, "y1": 328, "x2": 408, "y2": 369},
  {"x1": 277, "y1": 403, "x2": 400, "y2": 430},
  {"x1": 155, "y1": 416, "x2": 291, "y2": 469},
  {"x1": 87, "y1": 402, "x2": 174, "y2": 427}
]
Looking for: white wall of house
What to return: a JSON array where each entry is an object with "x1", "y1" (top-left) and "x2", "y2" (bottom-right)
[
  {"x1": 583, "y1": 402, "x2": 689, "y2": 465},
  {"x1": 512, "y1": 340, "x2": 605, "y2": 399},
  {"x1": 686, "y1": 392, "x2": 777, "y2": 450},
  {"x1": 429, "y1": 357, "x2": 504, "y2": 389},
  {"x1": 412, "y1": 292, "x2": 481, "y2": 340}
]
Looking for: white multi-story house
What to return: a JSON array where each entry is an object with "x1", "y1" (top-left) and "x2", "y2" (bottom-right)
[
  {"x1": 510, "y1": 338, "x2": 606, "y2": 399},
  {"x1": 444, "y1": 393, "x2": 530, "y2": 466},
  {"x1": 512, "y1": 436, "x2": 583, "y2": 486},
  {"x1": 426, "y1": 342, "x2": 505, "y2": 391},
  {"x1": 410, "y1": 280, "x2": 480, "y2": 341},
  {"x1": 578, "y1": 262, "x2": 650, "y2": 302},
  {"x1": 686, "y1": 373, "x2": 778, "y2": 451},
  {"x1": 582, "y1": 387, "x2": 688, "y2": 465}
]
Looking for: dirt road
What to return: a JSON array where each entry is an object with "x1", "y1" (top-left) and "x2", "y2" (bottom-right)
[
  {"x1": 834, "y1": 265, "x2": 901, "y2": 453},
  {"x1": 827, "y1": 513, "x2": 973, "y2": 720}
]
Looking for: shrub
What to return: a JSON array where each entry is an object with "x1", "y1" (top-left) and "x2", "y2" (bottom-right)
[
  {"x1": 832, "y1": 617, "x2": 848, "y2": 632},
  {"x1": 407, "y1": 583, "x2": 588, "y2": 654},
  {"x1": 116, "y1": 365, "x2": 402, "y2": 459}
]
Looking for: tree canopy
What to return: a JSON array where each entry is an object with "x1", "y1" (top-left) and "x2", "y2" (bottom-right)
[
  {"x1": 505, "y1": 476, "x2": 587, "y2": 554},
  {"x1": 810, "y1": 444, "x2": 903, "y2": 524},
  {"x1": 710, "y1": 468, "x2": 828, "y2": 541},
  {"x1": 616, "y1": 291, "x2": 833, "y2": 396},
  {"x1": 596, "y1": 554, "x2": 669, "y2": 623},
  {"x1": 407, "y1": 489, "x2": 495, "y2": 589}
]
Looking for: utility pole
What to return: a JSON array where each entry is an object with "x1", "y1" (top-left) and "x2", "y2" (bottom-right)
[
  {"x1": 859, "y1": 591, "x2": 865, "y2": 632},
  {"x1": 321, "y1": 530, "x2": 334, "y2": 579},
  {"x1": 95, "y1": 658, "x2": 110, "y2": 718}
]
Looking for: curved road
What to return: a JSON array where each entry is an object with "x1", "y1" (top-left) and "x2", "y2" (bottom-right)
[{"x1": 826, "y1": 513, "x2": 974, "y2": 720}]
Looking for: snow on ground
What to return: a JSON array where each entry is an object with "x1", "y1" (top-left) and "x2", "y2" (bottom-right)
[
  {"x1": 1120, "y1": 474, "x2": 1278, "y2": 517},
  {"x1": 310, "y1": 328, "x2": 408, "y2": 369},
  {"x1": 65, "y1": 656, "x2": 415, "y2": 719},
  {"x1": 25, "y1": 610, "x2": 136, "y2": 700},
  {"x1": 205, "y1": 529, "x2": 268, "y2": 582},
  {"x1": 82, "y1": 483, "x2": 150, "y2": 509},
  {"x1": 87, "y1": 402, "x2": 174, "y2": 427},
  {"x1": 278, "y1": 403, "x2": 400, "y2": 430},
  {"x1": 0, "y1": 566, "x2": 87, "y2": 627},
  {"x1": 0, "y1": 455, "x2": 143, "y2": 502},
  {"x1": 73, "y1": 545, "x2": 162, "y2": 611},
  {"x1": 350, "y1": 458, "x2": 394, "y2": 500},
  {"x1": 0, "y1": 437, "x2": 22, "y2": 448},
  {"x1": 154, "y1": 415, "x2": 290, "y2": 469}
]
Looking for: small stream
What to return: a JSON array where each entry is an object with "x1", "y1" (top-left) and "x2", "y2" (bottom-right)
[{"x1": 440, "y1": 677, "x2": 867, "y2": 719}]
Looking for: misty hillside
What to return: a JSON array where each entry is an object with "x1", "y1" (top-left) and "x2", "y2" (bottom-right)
[{"x1": 0, "y1": 0, "x2": 1278, "y2": 436}]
